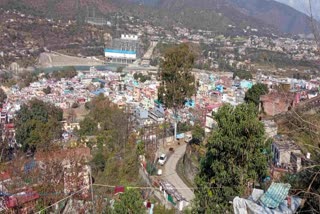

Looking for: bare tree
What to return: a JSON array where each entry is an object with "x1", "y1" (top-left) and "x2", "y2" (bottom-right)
[{"x1": 308, "y1": 0, "x2": 320, "y2": 53}]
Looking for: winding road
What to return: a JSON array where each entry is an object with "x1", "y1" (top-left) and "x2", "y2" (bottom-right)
[{"x1": 162, "y1": 143, "x2": 195, "y2": 202}]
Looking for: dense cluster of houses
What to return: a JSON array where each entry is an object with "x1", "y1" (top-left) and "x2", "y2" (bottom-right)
[
  {"x1": 0, "y1": 63, "x2": 320, "y2": 211},
  {"x1": 2, "y1": 65, "x2": 320, "y2": 149}
]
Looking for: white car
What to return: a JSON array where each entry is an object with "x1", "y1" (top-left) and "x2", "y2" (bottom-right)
[{"x1": 158, "y1": 154, "x2": 167, "y2": 165}]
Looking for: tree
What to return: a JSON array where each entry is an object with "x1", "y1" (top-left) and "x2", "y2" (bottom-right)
[
  {"x1": 79, "y1": 117, "x2": 97, "y2": 136},
  {"x1": 116, "y1": 67, "x2": 124, "y2": 73},
  {"x1": 113, "y1": 189, "x2": 144, "y2": 214},
  {"x1": 233, "y1": 70, "x2": 252, "y2": 80},
  {"x1": 158, "y1": 43, "x2": 197, "y2": 137},
  {"x1": 245, "y1": 83, "x2": 269, "y2": 106},
  {"x1": 133, "y1": 73, "x2": 151, "y2": 83},
  {"x1": 15, "y1": 99, "x2": 63, "y2": 152},
  {"x1": 43, "y1": 86, "x2": 52, "y2": 95},
  {"x1": 308, "y1": 0, "x2": 320, "y2": 53},
  {"x1": 52, "y1": 66, "x2": 77, "y2": 80},
  {"x1": 194, "y1": 103, "x2": 270, "y2": 212},
  {"x1": 136, "y1": 141, "x2": 145, "y2": 156},
  {"x1": 0, "y1": 88, "x2": 7, "y2": 104},
  {"x1": 192, "y1": 124, "x2": 205, "y2": 142},
  {"x1": 18, "y1": 71, "x2": 39, "y2": 88},
  {"x1": 91, "y1": 152, "x2": 106, "y2": 172}
]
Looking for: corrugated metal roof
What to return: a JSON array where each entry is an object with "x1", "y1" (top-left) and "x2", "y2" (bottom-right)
[{"x1": 259, "y1": 182, "x2": 291, "y2": 208}]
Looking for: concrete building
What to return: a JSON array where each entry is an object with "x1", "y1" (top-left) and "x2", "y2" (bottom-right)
[
  {"x1": 159, "y1": 179, "x2": 189, "y2": 211},
  {"x1": 271, "y1": 135, "x2": 302, "y2": 169},
  {"x1": 104, "y1": 34, "x2": 140, "y2": 64},
  {"x1": 134, "y1": 106, "x2": 149, "y2": 127}
]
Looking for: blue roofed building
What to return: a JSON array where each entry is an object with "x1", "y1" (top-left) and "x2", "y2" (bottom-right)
[{"x1": 91, "y1": 88, "x2": 106, "y2": 96}]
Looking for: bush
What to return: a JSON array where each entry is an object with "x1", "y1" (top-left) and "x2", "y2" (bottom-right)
[
  {"x1": 233, "y1": 70, "x2": 252, "y2": 80},
  {"x1": 92, "y1": 152, "x2": 106, "y2": 172}
]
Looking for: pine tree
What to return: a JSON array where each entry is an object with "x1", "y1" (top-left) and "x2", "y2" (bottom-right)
[
  {"x1": 158, "y1": 43, "x2": 197, "y2": 137},
  {"x1": 194, "y1": 103, "x2": 270, "y2": 212}
]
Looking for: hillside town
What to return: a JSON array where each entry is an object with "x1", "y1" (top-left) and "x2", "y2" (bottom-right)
[{"x1": 0, "y1": 2, "x2": 320, "y2": 213}]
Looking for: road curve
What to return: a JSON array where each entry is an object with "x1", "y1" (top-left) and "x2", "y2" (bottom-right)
[{"x1": 163, "y1": 143, "x2": 195, "y2": 202}]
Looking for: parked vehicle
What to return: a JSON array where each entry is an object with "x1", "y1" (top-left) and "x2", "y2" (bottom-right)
[{"x1": 158, "y1": 154, "x2": 167, "y2": 165}]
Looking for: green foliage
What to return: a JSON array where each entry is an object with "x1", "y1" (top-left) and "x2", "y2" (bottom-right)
[
  {"x1": 154, "y1": 43, "x2": 176, "y2": 56},
  {"x1": 245, "y1": 83, "x2": 269, "y2": 106},
  {"x1": 81, "y1": 95, "x2": 140, "y2": 185},
  {"x1": 15, "y1": 99, "x2": 63, "y2": 152},
  {"x1": 0, "y1": 88, "x2": 7, "y2": 104},
  {"x1": 158, "y1": 43, "x2": 196, "y2": 111},
  {"x1": 42, "y1": 86, "x2": 52, "y2": 95},
  {"x1": 233, "y1": 70, "x2": 253, "y2": 80},
  {"x1": 18, "y1": 71, "x2": 39, "y2": 89},
  {"x1": 146, "y1": 162, "x2": 157, "y2": 176},
  {"x1": 133, "y1": 73, "x2": 151, "y2": 83},
  {"x1": 79, "y1": 95, "x2": 127, "y2": 142},
  {"x1": 194, "y1": 103, "x2": 270, "y2": 212},
  {"x1": 192, "y1": 124, "x2": 205, "y2": 142},
  {"x1": 51, "y1": 66, "x2": 77, "y2": 80},
  {"x1": 0, "y1": 72, "x2": 14, "y2": 87},
  {"x1": 116, "y1": 67, "x2": 124, "y2": 73},
  {"x1": 84, "y1": 101, "x2": 91, "y2": 110},
  {"x1": 113, "y1": 189, "x2": 145, "y2": 214},
  {"x1": 153, "y1": 205, "x2": 175, "y2": 214},
  {"x1": 136, "y1": 141, "x2": 145, "y2": 156},
  {"x1": 92, "y1": 152, "x2": 106, "y2": 172},
  {"x1": 79, "y1": 117, "x2": 97, "y2": 136},
  {"x1": 177, "y1": 122, "x2": 192, "y2": 133},
  {"x1": 246, "y1": 48, "x2": 318, "y2": 68}
]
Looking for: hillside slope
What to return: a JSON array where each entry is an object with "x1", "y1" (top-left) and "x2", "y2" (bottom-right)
[
  {"x1": 0, "y1": 0, "x2": 316, "y2": 34},
  {"x1": 157, "y1": 0, "x2": 313, "y2": 34},
  {"x1": 274, "y1": 0, "x2": 320, "y2": 21},
  {"x1": 0, "y1": 0, "x2": 116, "y2": 18}
]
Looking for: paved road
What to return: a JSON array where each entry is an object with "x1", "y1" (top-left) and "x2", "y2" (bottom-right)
[
  {"x1": 163, "y1": 143, "x2": 195, "y2": 202},
  {"x1": 142, "y1": 41, "x2": 158, "y2": 59}
]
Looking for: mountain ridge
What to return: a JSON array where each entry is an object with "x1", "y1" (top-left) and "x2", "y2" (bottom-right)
[
  {"x1": 152, "y1": 0, "x2": 314, "y2": 34},
  {"x1": 0, "y1": 0, "x2": 316, "y2": 35},
  {"x1": 274, "y1": 0, "x2": 320, "y2": 21}
]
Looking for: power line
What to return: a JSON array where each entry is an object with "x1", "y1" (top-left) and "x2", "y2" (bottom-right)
[{"x1": 35, "y1": 185, "x2": 90, "y2": 214}]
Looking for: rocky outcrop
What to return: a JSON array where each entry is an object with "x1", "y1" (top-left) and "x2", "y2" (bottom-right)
[{"x1": 182, "y1": 143, "x2": 200, "y2": 184}]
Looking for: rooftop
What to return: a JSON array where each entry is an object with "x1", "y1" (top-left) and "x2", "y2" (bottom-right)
[
  {"x1": 159, "y1": 179, "x2": 185, "y2": 202},
  {"x1": 273, "y1": 135, "x2": 300, "y2": 151}
]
